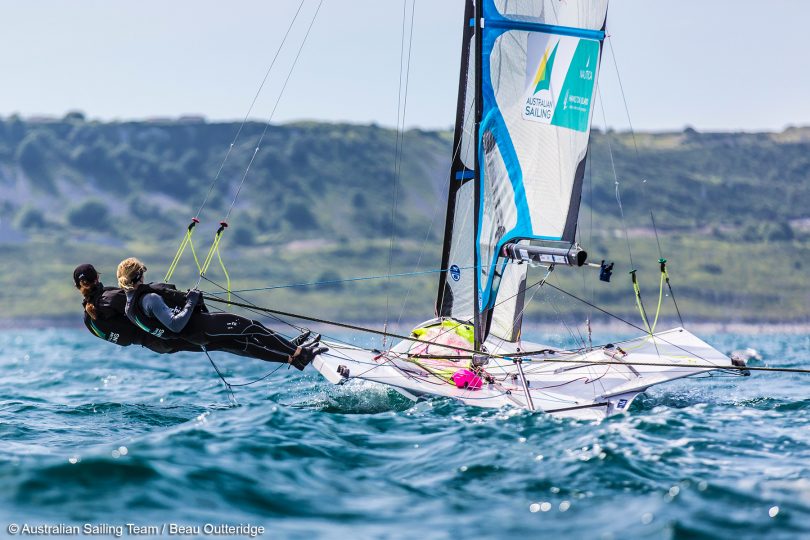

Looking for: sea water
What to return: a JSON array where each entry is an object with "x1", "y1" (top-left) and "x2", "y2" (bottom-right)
[{"x1": 0, "y1": 328, "x2": 808, "y2": 539}]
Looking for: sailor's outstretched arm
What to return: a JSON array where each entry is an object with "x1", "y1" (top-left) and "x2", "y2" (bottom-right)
[{"x1": 141, "y1": 290, "x2": 200, "y2": 333}]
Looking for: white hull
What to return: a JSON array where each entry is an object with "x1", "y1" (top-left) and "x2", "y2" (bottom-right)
[{"x1": 312, "y1": 325, "x2": 734, "y2": 420}]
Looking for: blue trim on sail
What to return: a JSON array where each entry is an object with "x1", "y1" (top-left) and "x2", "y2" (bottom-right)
[
  {"x1": 455, "y1": 170, "x2": 475, "y2": 180},
  {"x1": 486, "y1": 19, "x2": 605, "y2": 41},
  {"x1": 476, "y1": 22, "x2": 554, "y2": 311},
  {"x1": 481, "y1": 0, "x2": 606, "y2": 41}
]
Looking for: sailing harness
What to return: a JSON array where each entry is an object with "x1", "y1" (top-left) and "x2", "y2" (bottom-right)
[{"x1": 124, "y1": 283, "x2": 197, "y2": 339}]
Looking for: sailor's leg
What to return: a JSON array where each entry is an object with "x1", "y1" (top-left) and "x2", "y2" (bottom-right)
[{"x1": 184, "y1": 312, "x2": 297, "y2": 362}]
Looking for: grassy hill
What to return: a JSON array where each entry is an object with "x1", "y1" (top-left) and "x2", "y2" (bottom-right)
[{"x1": 1, "y1": 114, "x2": 809, "y2": 327}]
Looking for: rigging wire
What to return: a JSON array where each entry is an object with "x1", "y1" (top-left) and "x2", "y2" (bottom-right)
[
  {"x1": 605, "y1": 36, "x2": 684, "y2": 328},
  {"x1": 199, "y1": 273, "x2": 437, "y2": 387},
  {"x1": 164, "y1": 0, "x2": 309, "y2": 282},
  {"x1": 596, "y1": 82, "x2": 657, "y2": 351},
  {"x1": 199, "y1": 273, "x2": 374, "y2": 366},
  {"x1": 199, "y1": 282, "x2": 700, "y2": 363},
  {"x1": 194, "y1": 273, "x2": 810, "y2": 391},
  {"x1": 597, "y1": 86, "x2": 634, "y2": 270},
  {"x1": 396, "y1": 98, "x2": 477, "y2": 325},
  {"x1": 220, "y1": 0, "x2": 325, "y2": 226},
  {"x1": 198, "y1": 294, "x2": 810, "y2": 376},
  {"x1": 487, "y1": 265, "x2": 552, "y2": 356},
  {"x1": 203, "y1": 265, "x2": 477, "y2": 295},
  {"x1": 192, "y1": 0, "x2": 326, "y2": 296},
  {"x1": 195, "y1": 0, "x2": 310, "y2": 221},
  {"x1": 384, "y1": 0, "x2": 417, "y2": 342}
]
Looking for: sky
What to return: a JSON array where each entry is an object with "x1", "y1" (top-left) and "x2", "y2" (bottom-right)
[{"x1": 0, "y1": 0, "x2": 807, "y2": 132}]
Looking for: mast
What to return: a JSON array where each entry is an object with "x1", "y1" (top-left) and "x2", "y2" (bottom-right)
[{"x1": 472, "y1": 0, "x2": 483, "y2": 351}]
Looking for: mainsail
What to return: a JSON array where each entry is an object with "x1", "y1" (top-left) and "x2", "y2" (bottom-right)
[{"x1": 437, "y1": 0, "x2": 608, "y2": 344}]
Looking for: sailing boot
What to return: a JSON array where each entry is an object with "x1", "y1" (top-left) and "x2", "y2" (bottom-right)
[{"x1": 291, "y1": 330, "x2": 312, "y2": 347}]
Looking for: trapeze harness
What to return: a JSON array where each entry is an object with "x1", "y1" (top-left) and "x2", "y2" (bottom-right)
[
  {"x1": 124, "y1": 283, "x2": 200, "y2": 339},
  {"x1": 83, "y1": 285, "x2": 146, "y2": 347}
]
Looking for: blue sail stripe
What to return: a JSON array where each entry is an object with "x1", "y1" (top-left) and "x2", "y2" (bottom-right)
[
  {"x1": 485, "y1": 19, "x2": 605, "y2": 41},
  {"x1": 476, "y1": 20, "x2": 570, "y2": 310}
]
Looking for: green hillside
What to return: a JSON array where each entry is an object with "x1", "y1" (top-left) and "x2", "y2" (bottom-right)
[{"x1": 1, "y1": 114, "x2": 809, "y2": 327}]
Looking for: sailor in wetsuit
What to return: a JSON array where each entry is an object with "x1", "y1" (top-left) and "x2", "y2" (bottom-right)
[
  {"x1": 74, "y1": 263, "x2": 203, "y2": 354},
  {"x1": 116, "y1": 257, "x2": 326, "y2": 370}
]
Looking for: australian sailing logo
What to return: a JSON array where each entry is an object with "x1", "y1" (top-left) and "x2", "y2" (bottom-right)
[
  {"x1": 523, "y1": 42, "x2": 559, "y2": 122},
  {"x1": 522, "y1": 35, "x2": 599, "y2": 132}
]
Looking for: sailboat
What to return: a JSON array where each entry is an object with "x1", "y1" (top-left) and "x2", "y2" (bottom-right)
[{"x1": 303, "y1": 0, "x2": 743, "y2": 420}]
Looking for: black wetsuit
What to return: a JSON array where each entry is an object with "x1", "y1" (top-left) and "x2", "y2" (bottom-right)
[
  {"x1": 125, "y1": 283, "x2": 298, "y2": 363},
  {"x1": 82, "y1": 282, "x2": 202, "y2": 354}
]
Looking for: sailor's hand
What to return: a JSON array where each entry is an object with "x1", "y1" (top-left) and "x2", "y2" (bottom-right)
[{"x1": 185, "y1": 288, "x2": 201, "y2": 307}]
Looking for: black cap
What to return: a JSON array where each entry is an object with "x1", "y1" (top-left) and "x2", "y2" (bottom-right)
[{"x1": 73, "y1": 264, "x2": 99, "y2": 286}]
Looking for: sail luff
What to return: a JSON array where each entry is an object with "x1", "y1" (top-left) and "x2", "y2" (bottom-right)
[
  {"x1": 473, "y1": 0, "x2": 485, "y2": 351},
  {"x1": 436, "y1": 0, "x2": 477, "y2": 320}
]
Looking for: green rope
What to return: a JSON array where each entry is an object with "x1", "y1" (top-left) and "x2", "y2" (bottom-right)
[
  {"x1": 631, "y1": 270, "x2": 653, "y2": 335},
  {"x1": 164, "y1": 233, "x2": 188, "y2": 281},
  {"x1": 165, "y1": 221, "x2": 201, "y2": 282},
  {"x1": 200, "y1": 226, "x2": 226, "y2": 276},
  {"x1": 195, "y1": 222, "x2": 232, "y2": 302},
  {"x1": 215, "y1": 240, "x2": 231, "y2": 303},
  {"x1": 187, "y1": 234, "x2": 202, "y2": 274},
  {"x1": 649, "y1": 268, "x2": 665, "y2": 334}
]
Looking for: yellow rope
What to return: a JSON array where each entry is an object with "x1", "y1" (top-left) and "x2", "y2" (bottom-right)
[
  {"x1": 215, "y1": 241, "x2": 231, "y2": 303},
  {"x1": 631, "y1": 271, "x2": 653, "y2": 335},
  {"x1": 165, "y1": 237, "x2": 187, "y2": 278},
  {"x1": 165, "y1": 221, "x2": 202, "y2": 282},
  {"x1": 632, "y1": 263, "x2": 669, "y2": 336},
  {"x1": 198, "y1": 223, "x2": 231, "y2": 301},
  {"x1": 649, "y1": 269, "x2": 666, "y2": 334},
  {"x1": 187, "y1": 234, "x2": 202, "y2": 274},
  {"x1": 200, "y1": 232, "x2": 223, "y2": 276},
  {"x1": 164, "y1": 230, "x2": 191, "y2": 282}
]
